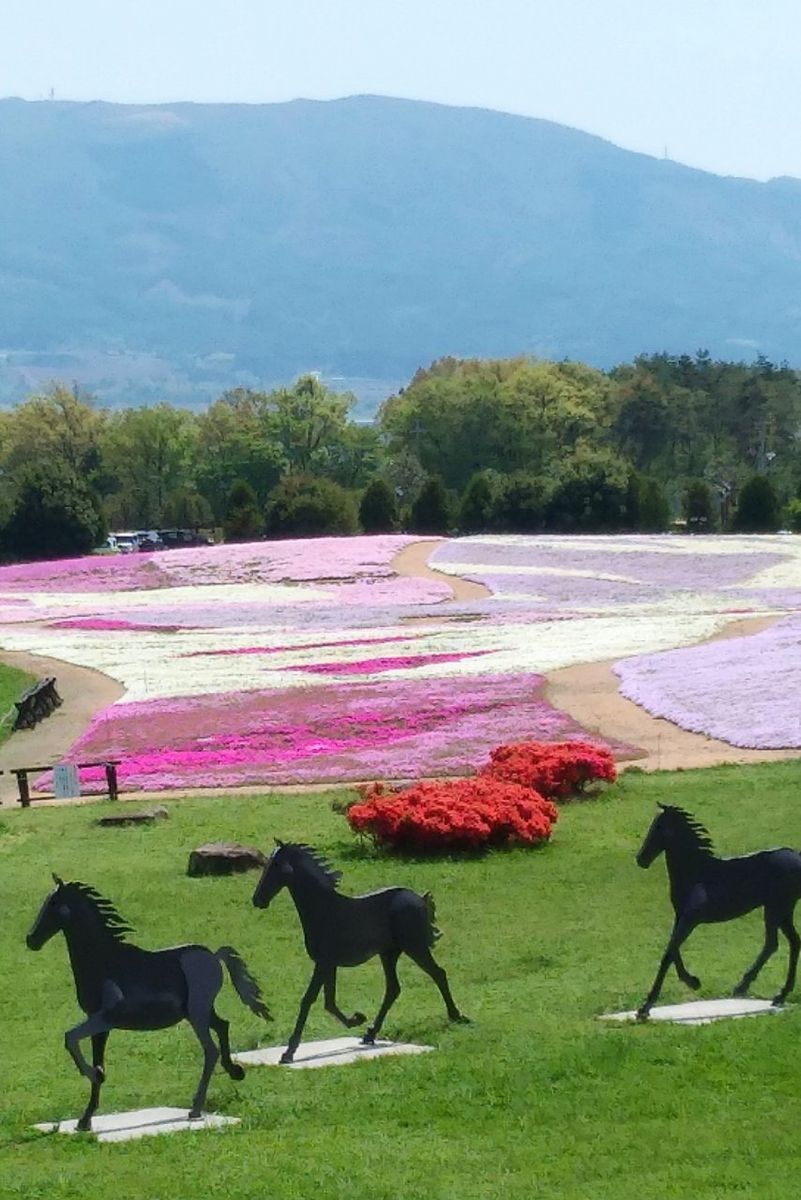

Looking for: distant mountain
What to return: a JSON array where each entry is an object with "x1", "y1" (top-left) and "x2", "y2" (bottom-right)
[{"x1": 1, "y1": 94, "x2": 800, "y2": 410}]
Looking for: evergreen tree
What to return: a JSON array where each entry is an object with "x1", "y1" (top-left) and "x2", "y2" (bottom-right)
[
  {"x1": 223, "y1": 479, "x2": 263, "y2": 542},
  {"x1": 459, "y1": 472, "x2": 495, "y2": 532},
  {"x1": 359, "y1": 478, "x2": 398, "y2": 533},
  {"x1": 683, "y1": 480, "x2": 716, "y2": 532},
  {"x1": 732, "y1": 474, "x2": 780, "y2": 532},
  {"x1": 639, "y1": 478, "x2": 670, "y2": 532},
  {"x1": 409, "y1": 476, "x2": 451, "y2": 534}
]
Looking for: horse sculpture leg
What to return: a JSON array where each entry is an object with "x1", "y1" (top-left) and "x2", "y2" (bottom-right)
[
  {"x1": 673, "y1": 949, "x2": 701, "y2": 990},
  {"x1": 637, "y1": 916, "x2": 695, "y2": 1020},
  {"x1": 363, "y1": 951, "x2": 401, "y2": 1045},
  {"x1": 773, "y1": 915, "x2": 800, "y2": 1006},
  {"x1": 64, "y1": 1012, "x2": 112, "y2": 1132},
  {"x1": 324, "y1": 970, "x2": 366, "y2": 1030},
  {"x1": 281, "y1": 963, "x2": 325, "y2": 1064},
  {"x1": 182, "y1": 951, "x2": 225, "y2": 1118},
  {"x1": 405, "y1": 946, "x2": 467, "y2": 1024},
  {"x1": 733, "y1": 911, "x2": 779, "y2": 998},
  {"x1": 210, "y1": 1010, "x2": 245, "y2": 1081}
]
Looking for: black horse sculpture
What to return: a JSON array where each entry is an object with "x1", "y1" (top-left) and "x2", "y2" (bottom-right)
[
  {"x1": 252, "y1": 841, "x2": 467, "y2": 1062},
  {"x1": 636, "y1": 804, "x2": 801, "y2": 1019},
  {"x1": 26, "y1": 875, "x2": 271, "y2": 1130}
]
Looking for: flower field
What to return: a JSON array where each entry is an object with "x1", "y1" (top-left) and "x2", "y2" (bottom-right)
[{"x1": 0, "y1": 532, "x2": 799, "y2": 793}]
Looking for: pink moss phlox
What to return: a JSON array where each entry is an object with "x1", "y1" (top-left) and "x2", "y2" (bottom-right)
[
  {"x1": 291, "y1": 651, "x2": 491, "y2": 675},
  {"x1": 182, "y1": 634, "x2": 416, "y2": 658},
  {"x1": 42, "y1": 673, "x2": 629, "y2": 793}
]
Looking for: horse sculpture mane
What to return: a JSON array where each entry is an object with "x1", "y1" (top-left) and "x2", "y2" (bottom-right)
[
  {"x1": 283, "y1": 843, "x2": 343, "y2": 889},
  {"x1": 663, "y1": 805, "x2": 716, "y2": 857},
  {"x1": 64, "y1": 881, "x2": 135, "y2": 941}
]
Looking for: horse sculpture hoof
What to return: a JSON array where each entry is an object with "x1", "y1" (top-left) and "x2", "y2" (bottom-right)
[
  {"x1": 635, "y1": 1007, "x2": 651, "y2": 1022},
  {"x1": 188, "y1": 1108, "x2": 203, "y2": 1120},
  {"x1": 279, "y1": 1049, "x2": 295, "y2": 1064},
  {"x1": 772, "y1": 995, "x2": 786, "y2": 1008},
  {"x1": 361, "y1": 1032, "x2": 376, "y2": 1045},
  {"x1": 229, "y1": 1063, "x2": 246, "y2": 1081},
  {"x1": 350, "y1": 1011, "x2": 367, "y2": 1026},
  {"x1": 452, "y1": 1011, "x2": 471, "y2": 1024},
  {"x1": 76, "y1": 1117, "x2": 93, "y2": 1133},
  {"x1": 685, "y1": 975, "x2": 701, "y2": 991}
]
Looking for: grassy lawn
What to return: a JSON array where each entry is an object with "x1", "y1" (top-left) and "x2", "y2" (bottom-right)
[
  {"x1": 3, "y1": 761, "x2": 801, "y2": 1200},
  {"x1": 0, "y1": 662, "x2": 35, "y2": 745}
]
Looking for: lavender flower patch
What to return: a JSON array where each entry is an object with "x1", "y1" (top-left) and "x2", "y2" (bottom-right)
[{"x1": 614, "y1": 616, "x2": 801, "y2": 748}]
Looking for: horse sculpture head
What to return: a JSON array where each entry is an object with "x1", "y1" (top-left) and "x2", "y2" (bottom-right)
[
  {"x1": 26, "y1": 875, "x2": 133, "y2": 950},
  {"x1": 252, "y1": 841, "x2": 293, "y2": 909},
  {"x1": 637, "y1": 804, "x2": 714, "y2": 869},
  {"x1": 252, "y1": 841, "x2": 342, "y2": 909},
  {"x1": 26, "y1": 874, "x2": 69, "y2": 950}
]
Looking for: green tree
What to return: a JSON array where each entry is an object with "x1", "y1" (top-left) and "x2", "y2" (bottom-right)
[
  {"x1": 409, "y1": 476, "x2": 451, "y2": 534},
  {"x1": 359, "y1": 478, "x2": 398, "y2": 533},
  {"x1": 195, "y1": 390, "x2": 286, "y2": 519},
  {"x1": 2, "y1": 462, "x2": 105, "y2": 561},
  {"x1": 264, "y1": 376, "x2": 354, "y2": 476},
  {"x1": 101, "y1": 405, "x2": 197, "y2": 529},
  {"x1": 732, "y1": 474, "x2": 780, "y2": 532},
  {"x1": 492, "y1": 473, "x2": 551, "y2": 532},
  {"x1": 223, "y1": 479, "x2": 263, "y2": 543},
  {"x1": 0, "y1": 385, "x2": 106, "y2": 499},
  {"x1": 546, "y1": 446, "x2": 629, "y2": 532},
  {"x1": 265, "y1": 475, "x2": 358, "y2": 537},
  {"x1": 162, "y1": 485, "x2": 214, "y2": 531}
]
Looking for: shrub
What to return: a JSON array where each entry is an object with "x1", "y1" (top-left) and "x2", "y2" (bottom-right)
[
  {"x1": 482, "y1": 740, "x2": 617, "y2": 800},
  {"x1": 347, "y1": 777, "x2": 558, "y2": 852},
  {"x1": 265, "y1": 474, "x2": 358, "y2": 536}
]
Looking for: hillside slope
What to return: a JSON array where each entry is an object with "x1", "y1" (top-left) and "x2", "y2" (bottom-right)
[{"x1": 1, "y1": 94, "x2": 800, "y2": 406}]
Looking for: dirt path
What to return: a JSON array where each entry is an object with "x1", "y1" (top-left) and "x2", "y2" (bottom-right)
[
  {"x1": 0, "y1": 651, "x2": 124, "y2": 806},
  {"x1": 392, "y1": 539, "x2": 490, "y2": 601},
  {"x1": 545, "y1": 616, "x2": 800, "y2": 771}
]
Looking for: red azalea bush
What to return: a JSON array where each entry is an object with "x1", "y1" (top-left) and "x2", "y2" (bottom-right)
[
  {"x1": 482, "y1": 739, "x2": 617, "y2": 800},
  {"x1": 347, "y1": 777, "x2": 558, "y2": 852}
]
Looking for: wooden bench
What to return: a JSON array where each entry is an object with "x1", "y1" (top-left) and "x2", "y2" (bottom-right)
[
  {"x1": 4, "y1": 760, "x2": 121, "y2": 807},
  {"x1": 13, "y1": 677, "x2": 62, "y2": 731}
]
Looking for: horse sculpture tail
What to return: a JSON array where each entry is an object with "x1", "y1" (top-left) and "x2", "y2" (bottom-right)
[
  {"x1": 216, "y1": 946, "x2": 272, "y2": 1020},
  {"x1": 423, "y1": 892, "x2": 442, "y2": 945}
]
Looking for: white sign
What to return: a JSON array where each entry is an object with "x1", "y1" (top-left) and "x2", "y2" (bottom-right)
[{"x1": 53, "y1": 763, "x2": 80, "y2": 799}]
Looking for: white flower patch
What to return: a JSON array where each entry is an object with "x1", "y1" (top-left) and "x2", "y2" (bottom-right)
[{"x1": 1, "y1": 581, "x2": 334, "y2": 617}]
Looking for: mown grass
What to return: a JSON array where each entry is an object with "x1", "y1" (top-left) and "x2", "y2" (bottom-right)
[
  {"x1": 2, "y1": 761, "x2": 801, "y2": 1199},
  {"x1": 0, "y1": 662, "x2": 35, "y2": 745}
]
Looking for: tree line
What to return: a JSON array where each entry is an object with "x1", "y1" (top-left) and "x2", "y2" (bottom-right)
[{"x1": 2, "y1": 350, "x2": 800, "y2": 560}]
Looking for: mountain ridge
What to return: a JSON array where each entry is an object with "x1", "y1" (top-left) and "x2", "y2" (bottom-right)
[{"x1": 1, "y1": 94, "x2": 800, "y2": 409}]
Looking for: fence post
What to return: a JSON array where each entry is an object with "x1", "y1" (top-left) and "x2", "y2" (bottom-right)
[
  {"x1": 105, "y1": 762, "x2": 119, "y2": 802},
  {"x1": 16, "y1": 770, "x2": 30, "y2": 808}
]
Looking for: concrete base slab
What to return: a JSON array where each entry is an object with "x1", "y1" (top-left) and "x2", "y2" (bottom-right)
[
  {"x1": 33, "y1": 1106, "x2": 239, "y2": 1143},
  {"x1": 601, "y1": 997, "x2": 787, "y2": 1026},
  {"x1": 234, "y1": 1036, "x2": 434, "y2": 1069}
]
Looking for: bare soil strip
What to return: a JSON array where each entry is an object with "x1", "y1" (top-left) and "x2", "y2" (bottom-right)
[
  {"x1": 544, "y1": 616, "x2": 800, "y2": 772},
  {"x1": 392, "y1": 539, "x2": 491, "y2": 600}
]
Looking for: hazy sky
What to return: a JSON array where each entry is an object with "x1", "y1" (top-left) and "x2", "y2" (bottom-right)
[{"x1": 2, "y1": 0, "x2": 799, "y2": 181}]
